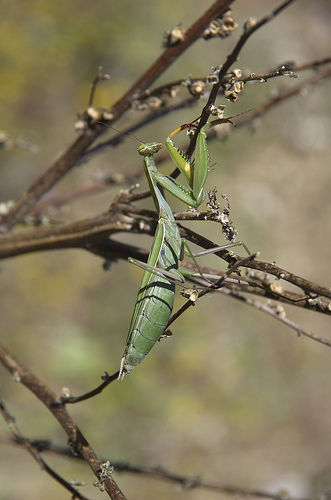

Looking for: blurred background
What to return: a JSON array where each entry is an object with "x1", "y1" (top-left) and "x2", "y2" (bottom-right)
[{"x1": 0, "y1": 1, "x2": 330, "y2": 499}]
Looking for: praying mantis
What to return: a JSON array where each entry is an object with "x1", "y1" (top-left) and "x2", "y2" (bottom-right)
[{"x1": 119, "y1": 119, "x2": 245, "y2": 378}]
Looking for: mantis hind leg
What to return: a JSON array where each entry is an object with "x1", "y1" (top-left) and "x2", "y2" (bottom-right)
[
  {"x1": 128, "y1": 257, "x2": 185, "y2": 284},
  {"x1": 193, "y1": 240, "x2": 251, "y2": 258}
]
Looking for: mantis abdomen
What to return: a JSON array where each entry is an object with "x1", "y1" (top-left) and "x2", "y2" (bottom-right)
[
  {"x1": 120, "y1": 214, "x2": 183, "y2": 375},
  {"x1": 122, "y1": 278, "x2": 175, "y2": 373}
]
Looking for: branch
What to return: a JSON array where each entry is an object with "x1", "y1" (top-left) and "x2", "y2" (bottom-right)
[
  {"x1": 113, "y1": 464, "x2": 313, "y2": 500},
  {"x1": 0, "y1": 210, "x2": 134, "y2": 260},
  {"x1": 236, "y1": 67, "x2": 331, "y2": 127},
  {"x1": 1, "y1": 202, "x2": 329, "y2": 308},
  {"x1": 0, "y1": 0, "x2": 234, "y2": 232},
  {"x1": 61, "y1": 372, "x2": 119, "y2": 405},
  {"x1": 0, "y1": 398, "x2": 90, "y2": 500},
  {"x1": 0, "y1": 433, "x2": 317, "y2": 500},
  {"x1": 176, "y1": 224, "x2": 331, "y2": 299},
  {"x1": 185, "y1": 0, "x2": 297, "y2": 158},
  {"x1": 218, "y1": 287, "x2": 331, "y2": 348},
  {"x1": 181, "y1": 262, "x2": 331, "y2": 316},
  {"x1": 0, "y1": 342, "x2": 127, "y2": 500}
]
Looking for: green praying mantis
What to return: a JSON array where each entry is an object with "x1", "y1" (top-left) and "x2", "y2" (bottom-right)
[{"x1": 119, "y1": 119, "x2": 247, "y2": 379}]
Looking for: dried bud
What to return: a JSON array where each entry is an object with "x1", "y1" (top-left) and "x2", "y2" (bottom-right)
[
  {"x1": 132, "y1": 96, "x2": 163, "y2": 111},
  {"x1": 131, "y1": 100, "x2": 149, "y2": 111},
  {"x1": 74, "y1": 118, "x2": 88, "y2": 134},
  {"x1": 233, "y1": 81, "x2": 244, "y2": 93},
  {"x1": 0, "y1": 200, "x2": 15, "y2": 216},
  {"x1": 270, "y1": 282, "x2": 284, "y2": 295},
  {"x1": 232, "y1": 68, "x2": 242, "y2": 78},
  {"x1": 223, "y1": 78, "x2": 244, "y2": 102},
  {"x1": 61, "y1": 387, "x2": 72, "y2": 398},
  {"x1": 188, "y1": 80, "x2": 206, "y2": 99},
  {"x1": 207, "y1": 66, "x2": 222, "y2": 85},
  {"x1": 207, "y1": 74, "x2": 219, "y2": 85},
  {"x1": 170, "y1": 87, "x2": 179, "y2": 98},
  {"x1": 209, "y1": 104, "x2": 225, "y2": 119},
  {"x1": 181, "y1": 288, "x2": 199, "y2": 302},
  {"x1": 202, "y1": 11, "x2": 238, "y2": 39},
  {"x1": 221, "y1": 16, "x2": 238, "y2": 35},
  {"x1": 147, "y1": 96, "x2": 163, "y2": 109},
  {"x1": 162, "y1": 24, "x2": 185, "y2": 48},
  {"x1": 86, "y1": 107, "x2": 114, "y2": 124},
  {"x1": 209, "y1": 19, "x2": 223, "y2": 36},
  {"x1": 244, "y1": 17, "x2": 257, "y2": 33},
  {"x1": 87, "y1": 106, "x2": 101, "y2": 120},
  {"x1": 103, "y1": 110, "x2": 114, "y2": 121}
]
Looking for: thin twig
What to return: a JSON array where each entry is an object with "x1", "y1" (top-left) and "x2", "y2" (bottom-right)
[
  {"x1": 218, "y1": 287, "x2": 331, "y2": 348},
  {"x1": 61, "y1": 372, "x2": 119, "y2": 404}
]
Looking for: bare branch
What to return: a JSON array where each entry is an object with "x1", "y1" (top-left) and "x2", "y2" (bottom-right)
[
  {"x1": 0, "y1": 398, "x2": 90, "y2": 500},
  {"x1": 0, "y1": 434, "x2": 316, "y2": 500},
  {"x1": 0, "y1": 0, "x2": 234, "y2": 232},
  {"x1": 185, "y1": 0, "x2": 297, "y2": 159},
  {"x1": 218, "y1": 287, "x2": 331, "y2": 348}
]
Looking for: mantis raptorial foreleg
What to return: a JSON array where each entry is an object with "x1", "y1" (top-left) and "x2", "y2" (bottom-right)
[{"x1": 119, "y1": 120, "x2": 248, "y2": 379}]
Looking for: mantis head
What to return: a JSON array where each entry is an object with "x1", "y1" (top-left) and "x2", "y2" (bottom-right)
[{"x1": 138, "y1": 142, "x2": 163, "y2": 157}]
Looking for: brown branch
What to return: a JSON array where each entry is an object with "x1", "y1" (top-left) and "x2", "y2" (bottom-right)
[
  {"x1": 237, "y1": 67, "x2": 331, "y2": 126},
  {"x1": 181, "y1": 262, "x2": 331, "y2": 315},
  {"x1": 167, "y1": 252, "x2": 258, "y2": 327},
  {"x1": 0, "y1": 3, "x2": 329, "y2": 499},
  {"x1": 111, "y1": 0, "x2": 235, "y2": 107},
  {"x1": 75, "y1": 57, "x2": 331, "y2": 167},
  {"x1": 0, "y1": 207, "x2": 138, "y2": 260},
  {"x1": 185, "y1": 0, "x2": 297, "y2": 159},
  {"x1": 0, "y1": 0, "x2": 234, "y2": 233},
  {"x1": 113, "y1": 464, "x2": 313, "y2": 500},
  {"x1": 61, "y1": 371, "x2": 119, "y2": 405},
  {"x1": 0, "y1": 434, "x2": 315, "y2": 500},
  {"x1": 0, "y1": 398, "x2": 90, "y2": 500},
  {"x1": 0, "y1": 203, "x2": 329, "y2": 308},
  {"x1": 177, "y1": 224, "x2": 331, "y2": 300},
  {"x1": 17, "y1": 56, "x2": 331, "y2": 224},
  {"x1": 217, "y1": 287, "x2": 331, "y2": 348},
  {"x1": 0, "y1": 342, "x2": 127, "y2": 500},
  {"x1": 0, "y1": 129, "x2": 101, "y2": 233},
  {"x1": 166, "y1": 258, "x2": 331, "y2": 351}
]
